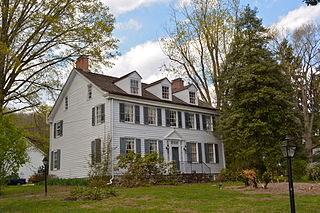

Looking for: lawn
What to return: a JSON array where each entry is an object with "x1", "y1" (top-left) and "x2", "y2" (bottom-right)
[{"x1": 0, "y1": 183, "x2": 320, "y2": 213}]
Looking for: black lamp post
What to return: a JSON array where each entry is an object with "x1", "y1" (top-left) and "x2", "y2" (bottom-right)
[
  {"x1": 280, "y1": 137, "x2": 296, "y2": 213},
  {"x1": 42, "y1": 157, "x2": 49, "y2": 197}
]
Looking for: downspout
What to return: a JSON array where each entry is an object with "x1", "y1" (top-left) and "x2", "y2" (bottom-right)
[{"x1": 108, "y1": 98, "x2": 114, "y2": 185}]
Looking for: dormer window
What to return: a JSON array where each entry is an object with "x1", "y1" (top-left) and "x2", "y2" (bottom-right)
[
  {"x1": 189, "y1": 92, "x2": 196, "y2": 104},
  {"x1": 162, "y1": 86, "x2": 169, "y2": 99},
  {"x1": 130, "y1": 79, "x2": 139, "y2": 94}
]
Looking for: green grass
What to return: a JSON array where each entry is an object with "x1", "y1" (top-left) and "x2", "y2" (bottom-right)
[{"x1": 1, "y1": 183, "x2": 320, "y2": 213}]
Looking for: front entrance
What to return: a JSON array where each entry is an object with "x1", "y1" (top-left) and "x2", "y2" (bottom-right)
[{"x1": 172, "y1": 147, "x2": 180, "y2": 170}]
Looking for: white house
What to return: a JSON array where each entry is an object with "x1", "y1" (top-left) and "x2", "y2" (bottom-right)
[{"x1": 47, "y1": 56, "x2": 225, "y2": 179}]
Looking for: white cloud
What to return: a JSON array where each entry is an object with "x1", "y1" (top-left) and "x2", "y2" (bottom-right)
[
  {"x1": 106, "y1": 41, "x2": 169, "y2": 83},
  {"x1": 103, "y1": 0, "x2": 170, "y2": 15},
  {"x1": 115, "y1": 19, "x2": 142, "y2": 31},
  {"x1": 273, "y1": 5, "x2": 320, "y2": 32}
]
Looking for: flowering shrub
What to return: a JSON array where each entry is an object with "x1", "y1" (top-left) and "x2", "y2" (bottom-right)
[{"x1": 240, "y1": 169, "x2": 258, "y2": 188}]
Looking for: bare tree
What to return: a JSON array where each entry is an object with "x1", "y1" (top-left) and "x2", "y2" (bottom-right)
[
  {"x1": 160, "y1": 0, "x2": 239, "y2": 109},
  {"x1": 0, "y1": 0, "x2": 118, "y2": 116}
]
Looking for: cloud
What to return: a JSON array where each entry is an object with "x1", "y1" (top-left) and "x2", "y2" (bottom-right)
[
  {"x1": 103, "y1": 0, "x2": 170, "y2": 15},
  {"x1": 115, "y1": 19, "x2": 142, "y2": 31},
  {"x1": 273, "y1": 5, "x2": 320, "y2": 32},
  {"x1": 106, "y1": 41, "x2": 169, "y2": 83}
]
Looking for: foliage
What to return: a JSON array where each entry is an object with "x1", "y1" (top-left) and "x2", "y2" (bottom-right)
[
  {"x1": 216, "y1": 168, "x2": 241, "y2": 182},
  {"x1": 0, "y1": 0, "x2": 118, "y2": 115},
  {"x1": 219, "y1": 6, "x2": 300, "y2": 173},
  {"x1": 161, "y1": 0, "x2": 240, "y2": 108},
  {"x1": 306, "y1": 163, "x2": 320, "y2": 181},
  {"x1": 36, "y1": 178, "x2": 88, "y2": 186},
  {"x1": 292, "y1": 159, "x2": 308, "y2": 180},
  {"x1": 240, "y1": 169, "x2": 258, "y2": 187},
  {"x1": 0, "y1": 116, "x2": 28, "y2": 191},
  {"x1": 116, "y1": 152, "x2": 178, "y2": 187},
  {"x1": 69, "y1": 186, "x2": 115, "y2": 201},
  {"x1": 261, "y1": 171, "x2": 272, "y2": 189}
]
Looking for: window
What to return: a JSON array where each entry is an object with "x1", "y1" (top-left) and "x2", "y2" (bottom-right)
[
  {"x1": 191, "y1": 143, "x2": 198, "y2": 163},
  {"x1": 169, "y1": 110, "x2": 176, "y2": 127},
  {"x1": 65, "y1": 96, "x2": 68, "y2": 110},
  {"x1": 91, "y1": 139, "x2": 101, "y2": 164},
  {"x1": 124, "y1": 104, "x2": 134, "y2": 122},
  {"x1": 189, "y1": 92, "x2": 196, "y2": 104},
  {"x1": 54, "y1": 152, "x2": 59, "y2": 168},
  {"x1": 88, "y1": 84, "x2": 92, "y2": 99},
  {"x1": 54, "y1": 120, "x2": 63, "y2": 138},
  {"x1": 189, "y1": 113, "x2": 195, "y2": 129},
  {"x1": 130, "y1": 79, "x2": 139, "y2": 94},
  {"x1": 203, "y1": 115, "x2": 212, "y2": 130},
  {"x1": 92, "y1": 104, "x2": 105, "y2": 126},
  {"x1": 148, "y1": 107, "x2": 156, "y2": 125},
  {"x1": 207, "y1": 144, "x2": 215, "y2": 163},
  {"x1": 149, "y1": 140, "x2": 158, "y2": 153},
  {"x1": 51, "y1": 149, "x2": 61, "y2": 170},
  {"x1": 125, "y1": 138, "x2": 135, "y2": 153},
  {"x1": 162, "y1": 86, "x2": 169, "y2": 99}
]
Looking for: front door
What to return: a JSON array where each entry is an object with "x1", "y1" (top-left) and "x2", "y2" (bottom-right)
[{"x1": 172, "y1": 147, "x2": 180, "y2": 170}]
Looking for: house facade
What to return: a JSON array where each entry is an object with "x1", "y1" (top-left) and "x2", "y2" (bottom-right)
[{"x1": 47, "y1": 56, "x2": 225, "y2": 179}]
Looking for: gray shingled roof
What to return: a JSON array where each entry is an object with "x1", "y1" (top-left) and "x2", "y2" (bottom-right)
[{"x1": 77, "y1": 69, "x2": 215, "y2": 110}]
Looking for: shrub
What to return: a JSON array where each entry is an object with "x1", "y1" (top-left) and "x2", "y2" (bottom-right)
[
  {"x1": 240, "y1": 169, "x2": 258, "y2": 188},
  {"x1": 261, "y1": 171, "x2": 272, "y2": 188},
  {"x1": 307, "y1": 163, "x2": 320, "y2": 181},
  {"x1": 115, "y1": 152, "x2": 178, "y2": 187},
  {"x1": 216, "y1": 168, "x2": 240, "y2": 181},
  {"x1": 292, "y1": 159, "x2": 307, "y2": 180}
]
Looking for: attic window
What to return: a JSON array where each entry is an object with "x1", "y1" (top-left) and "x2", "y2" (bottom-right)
[
  {"x1": 65, "y1": 96, "x2": 68, "y2": 110},
  {"x1": 88, "y1": 84, "x2": 92, "y2": 99},
  {"x1": 130, "y1": 79, "x2": 139, "y2": 94},
  {"x1": 189, "y1": 92, "x2": 195, "y2": 104},
  {"x1": 162, "y1": 86, "x2": 169, "y2": 99}
]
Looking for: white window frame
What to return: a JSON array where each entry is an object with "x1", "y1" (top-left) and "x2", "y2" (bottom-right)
[
  {"x1": 189, "y1": 113, "x2": 195, "y2": 129},
  {"x1": 204, "y1": 115, "x2": 212, "y2": 131},
  {"x1": 189, "y1": 91, "x2": 196, "y2": 104},
  {"x1": 148, "y1": 107, "x2": 157, "y2": 125},
  {"x1": 88, "y1": 84, "x2": 92, "y2": 99},
  {"x1": 130, "y1": 79, "x2": 139, "y2": 94},
  {"x1": 55, "y1": 121, "x2": 63, "y2": 137},
  {"x1": 125, "y1": 138, "x2": 135, "y2": 153},
  {"x1": 149, "y1": 140, "x2": 158, "y2": 153},
  {"x1": 65, "y1": 96, "x2": 68, "y2": 110},
  {"x1": 169, "y1": 110, "x2": 177, "y2": 127},
  {"x1": 94, "y1": 105, "x2": 103, "y2": 125},
  {"x1": 53, "y1": 150, "x2": 59, "y2": 170},
  {"x1": 191, "y1": 143, "x2": 198, "y2": 163},
  {"x1": 207, "y1": 143, "x2": 216, "y2": 163},
  {"x1": 162, "y1": 86, "x2": 169, "y2": 99},
  {"x1": 124, "y1": 104, "x2": 134, "y2": 123}
]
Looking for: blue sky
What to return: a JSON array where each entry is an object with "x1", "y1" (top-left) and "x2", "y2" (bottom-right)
[{"x1": 102, "y1": 0, "x2": 320, "y2": 83}]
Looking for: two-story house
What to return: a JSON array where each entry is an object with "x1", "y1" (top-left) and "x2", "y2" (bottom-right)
[{"x1": 47, "y1": 56, "x2": 225, "y2": 179}]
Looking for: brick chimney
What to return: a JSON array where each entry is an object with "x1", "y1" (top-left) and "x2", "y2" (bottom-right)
[
  {"x1": 75, "y1": 55, "x2": 89, "y2": 72},
  {"x1": 172, "y1": 78, "x2": 184, "y2": 90}
]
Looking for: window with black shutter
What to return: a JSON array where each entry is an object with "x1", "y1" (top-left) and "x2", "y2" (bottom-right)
[
  {"x1": 92, "y1": 104, "x2": 105, "y2": 126},
  {"x1": 54, "y1": 120, "x2": 63, "y2": 137}
]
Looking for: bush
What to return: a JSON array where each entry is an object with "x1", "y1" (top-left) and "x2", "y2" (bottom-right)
[
  {"x1": 116, "y1": 152, "x2": 178, "y2": 187},
  {"x1": 307, "y1": 163, "x2": 320, "y2": 181},
  {"x1": 69, "y1": 186, "x2": 115, "y2": 201},
  {"x1": 36, "y1": 178, "x2": 88, "y2": 186},
  {"x1": 261, "y1": 171, "x2": 272, "y2": 188},
  {"x1": 292, "y1": 159, "x2": 307, "y2": 180},
  {"x1": 216, "y1": 168, "x2": 240, "y2": 182},
  {"x1": 240, "y1": 169, "x2": 258, "y2": 188}
]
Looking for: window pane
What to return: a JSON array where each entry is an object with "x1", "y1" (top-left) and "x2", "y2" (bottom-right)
[
  {"x1": 169, "y1": 111, "x2": 176, "y2": 127},
  {"x1": 130, "y1": 79, "x2": 139, "y2": 94},
  {"x1": 148, "y1": 108, "x2": 156, "y2": 124},
  {"x1": 124, "y1": 104, "x2": 134, "y2": 122},
  {"x1": 189, "y1": 92, "x2": 195, "y2": 104},
  {"x1": 149, "y1": 140, "x2": 157, "y2": 153},
  {"x1": 208, "y1": 144, "x2": 214, "y2": 163},
  {"x1": 189, "y1": 113, "x2": 195, "y2": 129},
  {"x1": 162, "y1": 86, "x2": 169, "y2": 99},
  {"x1": 126, "y1": 138, "x2": 135, "y2": 153},
  {"x1": 191, "y1": 143, "x2": 197, "y2": 162}
]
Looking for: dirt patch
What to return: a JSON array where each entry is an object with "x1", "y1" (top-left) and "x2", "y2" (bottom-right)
[{"x1": 227, "y1": 182, "x2": 320, "y2": 195}]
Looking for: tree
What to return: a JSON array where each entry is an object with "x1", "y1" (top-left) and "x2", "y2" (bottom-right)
[
  {"x1": 304, "y1": 0, "x2": 320, "y2": 6},
  {"x1": 219, "y1": 6, "x2": 300, "y2": 172},
  {"x1": 0, "y1": 0, "x2": 118, "y2": 116},
  {"x1": 0, "y1": 116, "x2": 28, "y2": 191},
  {"x1": 161, "y1": 0, "x2": 239, "y2": 109}
]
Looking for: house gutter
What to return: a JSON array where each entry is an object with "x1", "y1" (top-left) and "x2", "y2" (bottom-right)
[{"x1": 107, "y1": 97, "x2": 114, "y2": 185}]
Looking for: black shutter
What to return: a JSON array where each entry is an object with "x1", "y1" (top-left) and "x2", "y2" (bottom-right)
[
  {"x1": 158, "y1": 140, "x2": 163, "y2": 157},
  {"x1": 96, "y1": 139, "x2": 101, "y2": 163},
  {"x1": 204, "y1": 143, "x2": 209, "y2": 163},
  {"x1": 212, "y1": 115, "x2": 216, "y2": 131},
  {"x1": 101, "y1": 104, "x2": 105, "y2": 123},
  {"x1": 135, "y1": 105, "x2": 140, "y2": 124},
  {"x1": 202, "y1": 115, "x2": 207, "y2": 130},
  {"x1": 144, "y1": 106, "x2": 148, "y2": 125},
  {"x1": 136, "y1": 138, "x2": 141, "y2": 153},
  {"x1": 92, "y1": 107, "x2": 95, "y2": 126},
  {"x1": 185, "y1": 112, "x2": 190, "y2": 129},
  {"x1": 198, "y1": 143, "x2": 202, "y2": 163},
  {"x1": 186, "y1": 142, "x2": 192, "y2": 163},
  {"x1": 54, "y1": 123, "x2": 56, "y2": 138},
  {"x1": 215, "y1": 144, "x2": 219, "y2": 163},
  {"x1": 120, "y1": 137, "x2": 126, "y2": 158},
  {"x1": 91, "y1": 140, "x2": 96, "y2": 164},
  {"x1": 178, "y1": 111, "x2": 182, "y2": 128},
  {"x1": 57, "y1": 149, "x2": 61, "y2": 170},
  {"x1": 119, "y1": 103, "x2": 125, "y2": 122},
  {"x1": 60, "y1": 120, "x2": 63, "y2": 136},
  {"x1": 196, "y1": 114, "x2": 200, "y2": 130},
  {"x1": 157, "y1": 108, "x2": 162, "y2": 126},
  {"x1": 165, "y1": 109, "x2": 170, "y2": 127},
  {"x1": 145, "y1": 139, "x2": 150, "y2": 154},
  {"x1": 50, "y1": 151, "x2": 54, "y2": 170}
]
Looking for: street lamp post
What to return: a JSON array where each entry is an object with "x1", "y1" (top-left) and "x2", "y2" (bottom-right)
[
  {"x1": 42, "y1": 157, "x2": 49, "y2": 197},
  {"x1": 280, "y1": 137, "x2": 296, "y2": 213}
]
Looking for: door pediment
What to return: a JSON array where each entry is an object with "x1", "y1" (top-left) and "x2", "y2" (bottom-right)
[{"x1": 164, "y1": 129, "x2": 183, "y2": 140}]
